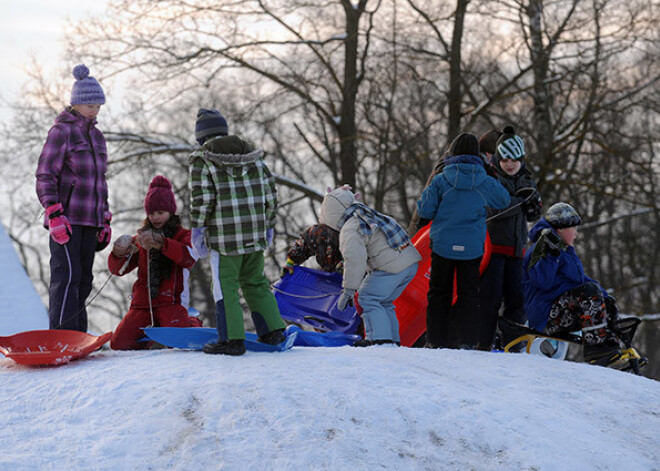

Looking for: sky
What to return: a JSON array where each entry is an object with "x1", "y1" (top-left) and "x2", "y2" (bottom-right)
[{"x1": 0, "y1": 1, "x2": 108, "y2": 122}]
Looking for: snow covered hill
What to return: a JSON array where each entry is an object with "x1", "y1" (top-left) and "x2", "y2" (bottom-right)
[
  {"x1": 1, "y1": 344, "x2": 658, "y2": 471},
  {"x1": 0, "y1": 222, "x2": 48, "y2": 336}
]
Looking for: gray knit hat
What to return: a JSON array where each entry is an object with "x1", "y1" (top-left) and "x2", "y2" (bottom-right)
[
  {"x1": 70, "y1": 64, "x2": 105, "y2": 105},
  {"x1": 545, "y1": 202, "x2": 581, "y2": 228},
  {"x1": 195, "y1": 108, "x2": 228, "y2": 145}
]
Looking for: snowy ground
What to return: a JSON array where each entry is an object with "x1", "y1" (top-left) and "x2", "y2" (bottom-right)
[
  {"x1": 1, "y1": 343, "x2": 659, "y2": 471},
  {"x1": 1, "y1": 221, "x2": 659, "y2": 470},
  {"x1": 0, "y1": 222, "x2": 48, "y2": 336}
]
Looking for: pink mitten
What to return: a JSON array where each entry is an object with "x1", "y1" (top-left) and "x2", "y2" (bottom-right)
[
  {"x1": 96, "y1": 210, "x2": 112, "y2": 251},
  {"x1": 45, "y1": 203, "x2": 72, "y2": 245}
]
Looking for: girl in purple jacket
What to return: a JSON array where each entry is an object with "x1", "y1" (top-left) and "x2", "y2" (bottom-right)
[{"x1": 35, "y1": 64, "x2": 111, "y2": 332}]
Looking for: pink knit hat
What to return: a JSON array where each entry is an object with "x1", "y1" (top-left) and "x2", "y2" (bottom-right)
[{"x1": 144, "y1": 175, "x2": 177, "y2": 215}]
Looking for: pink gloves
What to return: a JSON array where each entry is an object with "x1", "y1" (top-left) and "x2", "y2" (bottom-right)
[
  {"x1": 96, "y1": 211, "x2": 112, "y2": 251},
  {"x1": 45, "y1": 203, "x2": 72, "y2": 245}
]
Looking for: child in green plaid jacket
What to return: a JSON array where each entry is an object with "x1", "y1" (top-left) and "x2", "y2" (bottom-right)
[{"x1": 188, "y1": 109, "x2": 286, "y2": 356}]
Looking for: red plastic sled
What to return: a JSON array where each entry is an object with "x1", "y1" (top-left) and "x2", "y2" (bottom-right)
[
  {"x1": 394, "y1": 224, "x2": 491, "y2": 347},
  {"x1": 0, "y1": 330, "x2": 112, "y2": 366}
]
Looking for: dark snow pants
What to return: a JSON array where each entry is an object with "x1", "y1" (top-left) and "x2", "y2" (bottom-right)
[
  {"x1": 426, "y1": 253, "x2": 481, "y2": 349},
  {"x1": 48, "y1": 225, "x2": 97, "y2": 331},
  {"x1": 477, "y1": 254, "x2": 526, "y2": 349}
]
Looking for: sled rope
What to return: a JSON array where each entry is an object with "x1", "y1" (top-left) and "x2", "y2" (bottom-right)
[
  {"x1": 54, "y1": 250, "x2": 136, "y2": 330},
  {"x1": 485, "y1": 187, "x2": 537, "y2": 222},
  {"x1": 146, "y1": 252, "x2": 155, "y2": 327},
  {"x1": 271, "y1": 285, "x2": 342, "y2": 299}
]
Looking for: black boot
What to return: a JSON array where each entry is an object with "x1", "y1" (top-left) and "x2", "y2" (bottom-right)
[
  {"x1": 352, "y1": 338, "x2": 374, "y2": 347},
  {"x1": 203, "y1": 339, "x2": 246, "y2": 356},
  {"x1": 258, "y1": 328, "x2": 286, "y2": 346},
  {"x1": 372, "y1": 339, "x2": 398, "y2": 346},
  {"x1": 583, "y1": 340, "x2": 621, "y2": 366}
]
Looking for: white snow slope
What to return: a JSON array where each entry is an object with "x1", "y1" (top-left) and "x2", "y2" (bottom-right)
[
  {"x1": 1, "y1": 344, "x2": 659, "y2": 471},
  {"x1": 0, "y1": 221, "x2": 48, "y2": 336}
]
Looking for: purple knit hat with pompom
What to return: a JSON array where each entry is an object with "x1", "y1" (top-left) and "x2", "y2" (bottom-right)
[{"x1": 70, "y1": 64, "x2": 105, "y2": 105}]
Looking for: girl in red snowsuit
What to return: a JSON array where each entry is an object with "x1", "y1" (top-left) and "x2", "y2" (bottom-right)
[{"x1": 109, "y1": 175, "x2": 200, "y2": 350}]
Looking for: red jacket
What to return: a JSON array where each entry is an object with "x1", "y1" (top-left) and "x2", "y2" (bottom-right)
[{"x1": 108, "y1": 226, "x2": 195, "y2": 309}]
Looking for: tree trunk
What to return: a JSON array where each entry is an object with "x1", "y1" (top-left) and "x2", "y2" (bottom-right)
[
  {"x1": 447, "y1": 0, "x2": 469, "y2": 140},
  {"x1": 338, "y1": 0, "x2": 367, "y2": 188}
]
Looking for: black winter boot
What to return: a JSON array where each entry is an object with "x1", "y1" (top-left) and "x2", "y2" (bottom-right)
[
  {"x1": 583, "y1": 340, "x2": 621, "y2": 366},
  {"x1": 203, "y1": 339, "x2": 246, "y2": 356},
  {"x1": 258, "y1": 328, "x2": 286, "y2": 346}
]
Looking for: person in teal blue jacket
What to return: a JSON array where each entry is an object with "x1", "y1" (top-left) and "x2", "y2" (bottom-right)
[
  {"x1": 417, "y1": 133, "x2": 510, "y2": 348},
  {"x1": 522, "y1": 202, "x2": 622, "y2": 366}
]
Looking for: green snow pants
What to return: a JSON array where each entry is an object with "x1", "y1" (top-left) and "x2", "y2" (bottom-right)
[{"x1": 211, "y1": 250, "x2": 285, "y2": 340}]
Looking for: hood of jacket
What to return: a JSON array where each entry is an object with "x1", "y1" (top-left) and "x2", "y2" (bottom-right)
[
  {"x1": 441, "y1": 155, "x2": 488, "y2": 190},
  {"x1": 190, "y1": 134, "x2": 262, "y2": 166},
  {"x1": 319, "y1": 187, "x2": 357, "y2": 231},
  {"x1": 528, "y1": 218, "x2": 554, "y2": 242}
]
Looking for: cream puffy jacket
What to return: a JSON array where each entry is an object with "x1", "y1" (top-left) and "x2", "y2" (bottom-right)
[{"x1": 319, "y1": 187, "x2": 421, "y2": 291}]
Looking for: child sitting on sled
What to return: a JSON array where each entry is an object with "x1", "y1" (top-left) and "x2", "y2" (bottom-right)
[
  {"x1": 109, "y1": 175, "x2": 201, "y2": 350},
  {"x1": 320, "y1": 185, "x2": 421, "y2": 346},
  {"x1": 281, "y1": 224, "x2": 343, "y2": 277},
  {"x1": 522, "y1": 202, "x2": 622, "y2": 366}
]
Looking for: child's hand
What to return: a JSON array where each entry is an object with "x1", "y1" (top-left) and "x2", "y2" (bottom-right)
[
  {"x1": 337, "y1": 289, "x2": 356, "y2": 311},
  {"x1": 137, "y1": 229, "x2": 164, "y2": 251},
  {"x1": 112, "y1": 234, "x2": 136, "y2": 257},
  {"x1": 280, "y1": 258, "x2": 295, "y2": 278},
  {"x1": 191, "y1": 227, "x2": 209, "y2": 259},
  {"x1": 541, "y1": 229, "x2": 561, "y2": 257}
]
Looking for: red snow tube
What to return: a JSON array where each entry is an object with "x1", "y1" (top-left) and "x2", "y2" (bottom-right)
[
  {"x1": 394, "y1": 225, "x2": 491, "y2": 347},
  {"x1": 0, "y1": 330, "x2": 111, "y2": 366}
]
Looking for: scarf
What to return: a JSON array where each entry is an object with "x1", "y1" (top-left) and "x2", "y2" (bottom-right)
[{"x1": 338, "y1": 203, "x2": 410, "y2": 251}]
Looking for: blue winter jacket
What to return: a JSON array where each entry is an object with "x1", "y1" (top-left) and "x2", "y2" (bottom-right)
[
  {"x1": 522, "y1": 219, "x2": 607, "y2": 330},
  {"x1": 417, "y1": 155, "x2": 510, "y2": 260}
]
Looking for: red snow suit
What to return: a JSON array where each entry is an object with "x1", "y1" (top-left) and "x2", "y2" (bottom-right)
[{"x1": 108, "y1": 226, "x2": 198, "y2": 350}]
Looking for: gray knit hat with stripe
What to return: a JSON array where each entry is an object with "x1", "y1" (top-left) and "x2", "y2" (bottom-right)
[
  {"x1": 195, "y1": 108, "x2": 228, "y2": 145},
  {"x1": 545, "y1": 202, "x2": 581, "y2": 228},
  {"x1": 495, "y1": 125, "x2": 525, "y2": 161}
]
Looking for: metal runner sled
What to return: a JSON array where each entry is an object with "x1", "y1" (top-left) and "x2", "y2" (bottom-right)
[{"x1": 499, "y1": 317, "x2": 647, "y2": 375}]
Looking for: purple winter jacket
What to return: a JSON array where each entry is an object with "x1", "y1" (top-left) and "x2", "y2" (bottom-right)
[{"x1": 36, "y1": 108, "x2": 109, "y2": 228}]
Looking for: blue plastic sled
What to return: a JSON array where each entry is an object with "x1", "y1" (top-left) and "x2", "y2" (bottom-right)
[
  {"x1": 284, "y1": 325, "x2": 360, "y2": 347},
  {"x1": 142, "y1": 327, "x2": 297, "y2": 352},
  {"x1": 273, "y1": 266, "x2": 361, "y2": 333}
]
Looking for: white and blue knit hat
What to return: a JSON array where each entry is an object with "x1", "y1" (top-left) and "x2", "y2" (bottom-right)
[
  {"x1": 70, "y1": 64, "x2": 105, "y2": 105},
  {"x1": 545, "y1": 202, "x2": 581, "y2": 229},
  {"x1": 495, "y1": 125, "x2": 525, "y2": 161}
]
